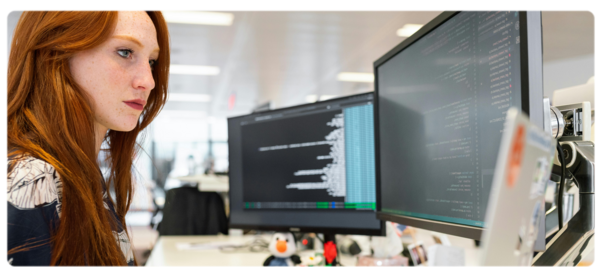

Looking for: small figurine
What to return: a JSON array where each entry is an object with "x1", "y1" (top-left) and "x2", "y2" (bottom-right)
[{"x1": 263, "y1": 232, "x2": 302, "y2": 266}]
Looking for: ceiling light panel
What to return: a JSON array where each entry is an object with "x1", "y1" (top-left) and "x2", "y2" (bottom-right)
[
  {"x1": 306, "y1": 95, "x2": 318, "y2": 103},
  {"x1": 319, "y1": 95, "x2": 338, "y2": 101},
  {"x1": 162, "y1": 11, "x2": 234, "y2": 26},
  {"x1": 337, "y1": 72, "x2": 374, "y2": 83},
  {"x1": 170, "y1": 64, "x2": 220, "y2": 76},
  {"x1": 396, "y1": 24, "x2": 424, "y2": 37}
]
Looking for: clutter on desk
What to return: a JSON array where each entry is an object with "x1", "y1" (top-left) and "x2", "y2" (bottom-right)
[
  {"x1": 407, "y1": 242, "x2": 428, "y2": 266},
  {"x1": 427, "y1": 245, "x2": 465, "y2": 266},
  {"x1": 371, "y1": 222, "x2": 404, "y2": 258},
  {"x1": 323, "y1": 241, "x2": 338, "y2": 266},
  {"x1": 356, "y1": 255, "x2": 409, "y2": 266},
  {"x1": 175, "y1": 240, "x2": 245, "y2": 251},
  {"x1": 338, "y1": 236, "x2": 361, "y2": 256},
  {"x1": 263, "y1": 232, "x2": 301, "y2": 266}
]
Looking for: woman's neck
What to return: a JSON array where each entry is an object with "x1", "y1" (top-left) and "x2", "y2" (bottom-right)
[{"x1": 95, "y1": 122, "x2": 109, "y2": 158}]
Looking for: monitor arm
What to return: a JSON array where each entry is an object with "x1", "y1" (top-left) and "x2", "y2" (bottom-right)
[{"x1": 532, "y1": 141, "x2": 594, "y2": 266}]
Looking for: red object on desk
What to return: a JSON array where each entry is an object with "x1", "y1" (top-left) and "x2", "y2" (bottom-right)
[{"x1": 323, "y1": 241, "x2": 337, "y2": 264}]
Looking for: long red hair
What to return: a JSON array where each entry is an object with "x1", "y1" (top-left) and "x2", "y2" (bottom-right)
[{"x1": 7, "y1": 11, "x2": 170, "y2": 266}]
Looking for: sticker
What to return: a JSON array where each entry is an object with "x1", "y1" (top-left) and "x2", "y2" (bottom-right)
[
  {"x1": 507, "y1": 125, "x2": 525, "y2": 188},
  {"x1": 530, "y1": 157, "x2": 549, "y2": 199}
]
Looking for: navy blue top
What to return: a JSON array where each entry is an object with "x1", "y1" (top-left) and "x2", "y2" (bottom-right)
[{"x1": 7, "y1": 155, "x2": 134, "y2": 266}]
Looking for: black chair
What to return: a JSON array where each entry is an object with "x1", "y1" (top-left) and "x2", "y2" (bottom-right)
[{"x1": 158, "y1": 185, "x2": 228, "y2": 235}]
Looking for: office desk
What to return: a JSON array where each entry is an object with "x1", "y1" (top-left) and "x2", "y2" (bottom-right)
[
  {"x1": 175, "y1": 174, "x2": 229, "y2": 192},
  {"x1": 145, "y1": 235, "x2": 357, "y2": 266}
]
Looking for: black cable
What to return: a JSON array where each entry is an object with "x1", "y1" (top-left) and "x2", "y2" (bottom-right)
[{"x1": 556, "y1": 142, "x2": 566, "y2": 230}]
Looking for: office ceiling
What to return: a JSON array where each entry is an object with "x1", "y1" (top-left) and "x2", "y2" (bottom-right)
[{"x1": 7, "y1": 11, "x2": 594, "y2": 120}]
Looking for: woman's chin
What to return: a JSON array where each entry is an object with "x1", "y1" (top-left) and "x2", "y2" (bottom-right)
[{"x1": 111, "y1": 120, "x2": 139, "y2": 132}]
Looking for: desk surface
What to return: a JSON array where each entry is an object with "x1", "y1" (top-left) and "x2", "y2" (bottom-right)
[
  {"x1": 174, "y1": 174, "x2": 229, "y2": 192},
  {"x1": 145, "y1": 234, "x2": 357, "y2": 266}
]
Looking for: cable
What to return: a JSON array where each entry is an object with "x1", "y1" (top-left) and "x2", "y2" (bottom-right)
[{"x1": 556, "y1": 142, "x2": 566, "y2": 230}]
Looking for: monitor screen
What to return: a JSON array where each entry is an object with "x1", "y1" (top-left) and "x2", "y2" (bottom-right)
[
  {"x1": 228, "y1": 93, "x2": 383, "y2": 235},
  {"x1": 375, "y1": 11, "x2": 543, "y2": 239}
]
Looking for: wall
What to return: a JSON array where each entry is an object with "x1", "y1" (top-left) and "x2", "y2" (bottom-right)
[{"x1": 543, "y1": 54, "x2": 594, "y2": 100}]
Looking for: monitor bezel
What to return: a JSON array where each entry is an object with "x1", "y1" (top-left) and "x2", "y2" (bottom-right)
[
  {"x1": 373, "y1": 11, "x2": 544, "y2": 240},
  {"x1": 228, "y1": 92, "x2": 385, "y2": 236}
]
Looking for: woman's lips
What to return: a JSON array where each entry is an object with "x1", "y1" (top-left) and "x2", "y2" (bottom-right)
[{"x1": 123, "y1": 101, "x2": 144, "y2": 111}]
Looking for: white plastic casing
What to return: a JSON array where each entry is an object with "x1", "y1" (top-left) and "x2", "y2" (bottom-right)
[{"x1": 552, "y1": 79, "x2": 596, "y2": 110}]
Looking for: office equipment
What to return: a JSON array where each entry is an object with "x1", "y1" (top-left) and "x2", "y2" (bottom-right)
[
  {"x1": 374, "y1": 12, "x2": 545, "y2": 244},
  {"x1": 547, "y1": 102, "x2": 592, "y2": 142},
  {"x1": 227, "y1": 92, "x2": 384, "y2": 251},
  {"x1": 532, "y1": 140, "x2": 594, "y2": 266},
  {"x1": 479, "y1": 107, "x2": 555, "y2": 266},
  {"x1": 536, "y1": 84, "x2": 595, "y2": 265}
]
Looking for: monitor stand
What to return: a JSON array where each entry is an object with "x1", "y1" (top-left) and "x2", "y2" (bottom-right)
[{"x1": 323, "y1": 233, "x2": 338, "y2": 266}]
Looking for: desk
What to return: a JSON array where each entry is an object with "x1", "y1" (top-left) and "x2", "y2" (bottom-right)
[
  {"x1": 175, "y1": 174, "x2": 229, "y2": 192},
  {"x1": 145, "y1": 234, "x2": 357, "y2": 266}
]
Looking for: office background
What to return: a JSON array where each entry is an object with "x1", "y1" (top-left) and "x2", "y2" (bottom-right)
[{"x1": 6, "y1": 11, "x2": 594, "y2": 264}]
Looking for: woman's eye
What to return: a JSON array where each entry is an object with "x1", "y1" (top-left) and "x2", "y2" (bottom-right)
[
  {"x1": 149, "y1": 60, "x2": 157, "y2": 68},
  {"x1": 117, "y1": 49, "x2": 132, "y2": 58}
]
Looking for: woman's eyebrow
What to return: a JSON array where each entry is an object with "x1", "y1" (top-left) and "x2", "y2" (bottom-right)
[{"x1": 113, "y1": 35, "x2": 160, "y2": 52}]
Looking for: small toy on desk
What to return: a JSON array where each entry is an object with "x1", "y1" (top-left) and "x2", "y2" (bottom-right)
[
  {"x1": 263, "y1": 232, "x2": 301, "y2": 266},
  {"x1": 323, "y1": 241, "x2": 338, "y2": 266},
  {"x1": 300, "y1": 254, "x2": 324, "y2": 267}
]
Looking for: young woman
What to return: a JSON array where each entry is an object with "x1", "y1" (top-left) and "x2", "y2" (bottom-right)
[{"x1": 7, "y1": 11, "x2": 170, "y2": 266}]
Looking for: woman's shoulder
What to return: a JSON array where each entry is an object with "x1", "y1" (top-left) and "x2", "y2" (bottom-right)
[{"x1": 7, "y1": 154, "x2": 62, "y2": 212}]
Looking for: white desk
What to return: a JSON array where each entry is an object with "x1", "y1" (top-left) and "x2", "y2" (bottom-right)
[
  {"x1": 175, "y1": 174, "x2": 229, "y2": 192},
  {"x1": 145, "y1": 234, "x2": 357, "y2": 266}
]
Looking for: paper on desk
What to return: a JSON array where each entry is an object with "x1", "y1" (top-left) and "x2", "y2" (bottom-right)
[
  {"x1": 175, "y1": 241, "x2": 244, "y2": 251},
  {"x1": 428, "y1": 245, "x2": 465, "y2": 266}
]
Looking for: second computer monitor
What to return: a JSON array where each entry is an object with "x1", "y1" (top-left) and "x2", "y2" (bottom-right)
[
  {"x1": 228, "y1": 92, "x2": 383, "y2": 235},
  {"x1": 375, "y1": 11, "x2": 544, "y2": 239}
]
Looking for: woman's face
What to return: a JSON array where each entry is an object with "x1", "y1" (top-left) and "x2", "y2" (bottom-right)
[{"x1": 69, "y1": 11, "x2": 159, "y2": 132}]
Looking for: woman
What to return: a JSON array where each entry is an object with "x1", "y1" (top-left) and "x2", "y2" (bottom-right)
[{"x1": 7, "y1": 11, "x2": 170, "y2": 266}]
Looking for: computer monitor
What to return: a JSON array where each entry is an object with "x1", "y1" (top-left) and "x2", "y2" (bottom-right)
[
  {"x1": 228, "y1": 92, "x2": 384, "y2": 236},
  {"x1": 374, "y1": 11, "x2": 544, "y2": 240}
]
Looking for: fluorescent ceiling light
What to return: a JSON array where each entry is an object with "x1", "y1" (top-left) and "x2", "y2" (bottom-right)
[
  {"x1": 170, "y1": 64, "x2": 220, "y2": 76},
  {"x1": 306, "y1": 95, "x2": 318, "y2": 103},
  {"x1": 306, "y1": 95, "x2": 339, "y2": 103},
  {"x1": 168, "y1": 93, "x2": 212, "y2": 102},
  {"x1": 337, "y1": 72, "x2": 374, "y2": 83},
  {"x1": 162, "y1": 11, "x2": 234, "y2": 26},
  {"x1": 319, "y1": 95, "x2": 338, "y2": 101},
  {"x1": 396, "y1": 24, "x2": 424, "y2": 37}
]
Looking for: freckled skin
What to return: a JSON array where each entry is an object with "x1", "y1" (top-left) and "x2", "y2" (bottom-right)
[{"x1": 69, "y1": 11, "x2": 159, "y2": 141}]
